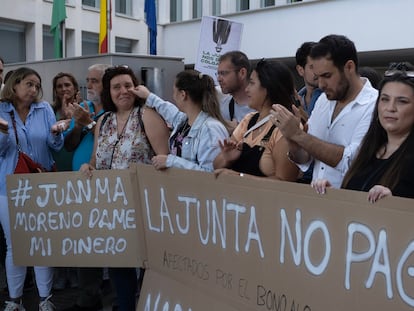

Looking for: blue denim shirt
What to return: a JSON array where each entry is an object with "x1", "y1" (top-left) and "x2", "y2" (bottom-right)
[
  {"x1": 298, "y1": 87, "x2": 323, "y2": 117},
  {"x1": 146, "y1": 93, "x2": 229, "y2": 172},
  {"x1": 0, "y1": 101, "x2": 63, "y2": 195}
]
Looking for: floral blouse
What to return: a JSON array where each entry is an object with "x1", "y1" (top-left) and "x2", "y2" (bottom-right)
[{"x1": 95, "y1": 106, "x2": 154, "y2": 170}]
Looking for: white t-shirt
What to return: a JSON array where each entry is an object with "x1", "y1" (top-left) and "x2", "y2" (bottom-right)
[{"x1": 298, "y1": 78, "x2": 378, "y2": 188}]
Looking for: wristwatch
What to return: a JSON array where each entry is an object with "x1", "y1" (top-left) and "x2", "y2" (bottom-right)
[{"x1": 86, "y1": 121, "x2": 96, "y2": 131}]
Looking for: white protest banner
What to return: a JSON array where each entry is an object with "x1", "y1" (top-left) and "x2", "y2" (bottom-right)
[
  {"x1": 6, "y1": 168, "x2": 145, "y2": 267},
  {"x1": 194, "y1": 16, "x2": 243, "y2": 83},
  {"x1": 136, "y1": 164, "x2": 414, "y2": 311}
]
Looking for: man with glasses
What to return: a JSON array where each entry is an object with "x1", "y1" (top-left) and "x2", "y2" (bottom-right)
[
  {"x1": 272, "y1": 34, "x2": 378, "y2": 188},
  {"x1": 65, "y1": 63, "x2": 111, "y2": 171},
  {"x1": 63, "y1": 63, "x2": 111, "y2": 311},
  {"x1": 216, "y1": 51, "x2": 255, "y2": 132}
]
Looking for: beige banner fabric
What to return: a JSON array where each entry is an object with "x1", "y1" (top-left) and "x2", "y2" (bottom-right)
[
  {"x1": 7, "y1": 165, "x2": 414, "y2": 310},
  {"x1": 138, "y1": 269, "x2": 241, "y2": 311},
  {"x1": 136, "y1": 164, "x2": 414, "y2": 311},
  {"x1": 6, "y1": 168, "x2": 145, "y2": 267}
]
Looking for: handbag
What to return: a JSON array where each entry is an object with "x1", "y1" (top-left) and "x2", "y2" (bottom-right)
[
  {"x1": 10, "y1": 111, "x2": 47, "y2": 174},
  {"x1": 14, "y1": 151, "x2": 46, "y2": 174}
]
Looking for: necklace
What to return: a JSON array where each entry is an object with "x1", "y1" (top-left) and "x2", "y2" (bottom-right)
[
  {"x1": 116, "y1": 109, "x2": 133, "y2": 139},
  {"x1": 180, "y1": 120, "x2": 191, "y2": 137},
  {"x1": 171, "y1": 120, "x2": 191, "y2": 157},
  {"x1": 109, "y1": 109, "x2": 133, "y2": 169}
]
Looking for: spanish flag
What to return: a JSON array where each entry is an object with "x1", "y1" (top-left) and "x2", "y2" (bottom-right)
[{"x1": 99, "y1": 0, "x2": 108, "y2": 53}]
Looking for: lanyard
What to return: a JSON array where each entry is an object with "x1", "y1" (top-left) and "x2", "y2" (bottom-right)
[{"x1": 243, "y1": 115, "x2": 272, "y2": 139}]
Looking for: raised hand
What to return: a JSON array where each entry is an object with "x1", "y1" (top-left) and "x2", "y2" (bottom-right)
[
  {"x1": 218, "y1": 138, "x2": 242, "y2": 163},
  {"x1": 61, "y1": 92, "x2": 80, "y2": 119},
  {"x1": 270, "y1": 104, "x2": 303, "y2": 140},
  {"x1": 129, "y1": 85, "x2": 150, "y2": 100},
  {"x1": 72, "y1": 102, "x2": 93, "y2": 127}
]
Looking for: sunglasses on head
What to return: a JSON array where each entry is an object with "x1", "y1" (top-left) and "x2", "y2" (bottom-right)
[
  {"x1": 105, "y1": 65, "x2": 130, "y2": 73},
  {"x1": 384, "y1": 62, "x2": 414, "y2": 77}
]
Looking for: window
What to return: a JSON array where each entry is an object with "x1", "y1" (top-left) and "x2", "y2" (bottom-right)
[
  {"x1": 170, "y1": 0, "x2": 182, "y2": 22},
  {"x1": 115, "y1": 37, "x2": 133, "y2": 53},
  {"x1": 212, "y1": 0, "x2": 221, "y2": 16},
  {"x1": 0, "y1": 21, "x2": 26, "y2": 63},
  {"x1": 237, "y1": 0, "x2": 249, "y2": 11},
  {"x1": 82, "y1": 31, "x2": 99, "y2": 55},
  {"x1": 115, "y1": 0, "x2": 132, "y2": 16},
  {"x1": 192, "y1": 0, "x2": 202, "y2": 19},
  {"x1": 43, "y1": 26, "x2": 55, "y2": 60},
  {"x1": 82, "y1": 0, "x2": 98, "y2": 8},
  {"x1": 261, "y1": 0, "x2": 275, "y2": 7}
]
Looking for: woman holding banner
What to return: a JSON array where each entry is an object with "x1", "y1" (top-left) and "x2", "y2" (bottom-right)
[
  {"x1": 311, "y1": 62, "x2": 414, "y2": 202},
  {"x1": 0, "y1": 67, "x2": 65, "y2": 311},
  {"x1": 213, "y1": 59, "x2": 299, "y2": 181},
  {"x1": 80, "y1": 65, "x2": 169, "y2": 311}
]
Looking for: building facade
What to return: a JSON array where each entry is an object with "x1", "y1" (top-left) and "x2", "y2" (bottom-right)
[
  {"x1": 1, "y1": 0, "x2": 414, "y2": 69},
  {"x1": 0, "y1": 0, "x2": 149, "y2": 63}
]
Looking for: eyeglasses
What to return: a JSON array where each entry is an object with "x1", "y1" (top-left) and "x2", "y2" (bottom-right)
[{"x1": 215, "y1": 69, "x2": 239, "y2": 77}]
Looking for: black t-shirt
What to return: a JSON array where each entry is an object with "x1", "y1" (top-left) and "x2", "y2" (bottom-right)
[{"x1": 345, "y1": 145, "x2": 414, "y2": 199}]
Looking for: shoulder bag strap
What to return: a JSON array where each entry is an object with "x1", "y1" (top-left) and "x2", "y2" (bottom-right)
[
  {"x1": 261, "y1": 125, "x2": 276, "y2": 142},
  {"x1": 247, "y1": 113, "x2": 260, "y2": 130},
  {"x1": 99, "y1": 111, "x2": 111, "y2": 133},
  {"x1": 9, "y1": 111, "x2": 21, "y2": 150},
  {"x1": 137, "y1": 106, "x2": 145, "y2": 135},
  {"x1": 229, "y1": 97, "x2": 235, "y2": 121}
]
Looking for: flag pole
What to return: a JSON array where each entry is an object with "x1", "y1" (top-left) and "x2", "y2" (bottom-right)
[
  {"x1": 61, "y1": 21, "x2": 66, "y2": 58},
  {"x1": 107, "y1": 0, "x2": 111, "y2": 53}
]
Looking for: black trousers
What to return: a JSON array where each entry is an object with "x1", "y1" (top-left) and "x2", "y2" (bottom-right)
[{"x1": 0, "y1": 224, "x2": 6, "y2": 267}]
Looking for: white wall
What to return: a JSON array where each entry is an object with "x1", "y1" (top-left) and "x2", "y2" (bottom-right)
[
  {"x1": 1, "y1": 0, "x2": 414, "y2": 65},
  {"x1": 158, "y1": 0, "x2": 414, "y2": 64}
]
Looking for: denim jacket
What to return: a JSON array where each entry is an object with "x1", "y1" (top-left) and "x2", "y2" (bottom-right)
[{"x1": 146, "y1": 93, "x2": 228, "y2": 172}]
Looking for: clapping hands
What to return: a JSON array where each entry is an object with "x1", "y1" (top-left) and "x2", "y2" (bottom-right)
[
  {"x1": 218, "y1": 139, "x2": 242, "y2": 163},
  {"x1": 61, "y1": 91, "x2": 81, "y2": 119},
  {"x1": 51, "y1": 119, "x2": 71, "y2": 135}
]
